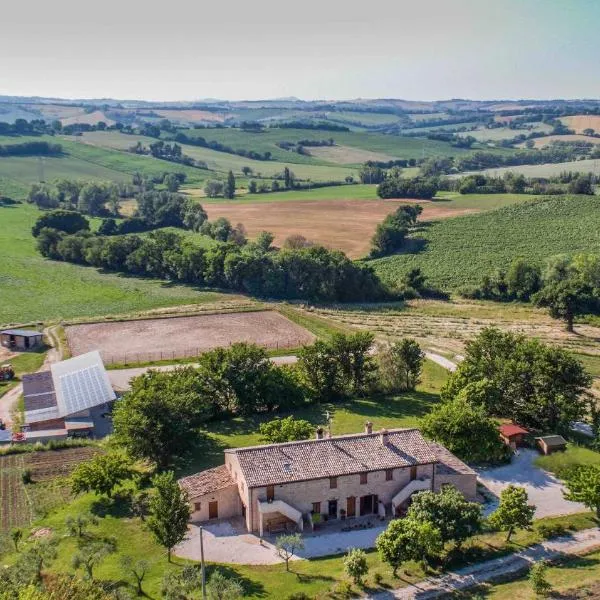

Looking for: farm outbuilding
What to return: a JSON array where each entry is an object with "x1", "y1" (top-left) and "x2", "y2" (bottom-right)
[
  {"x1": 1, "y1": 329, "x2": 43, "y2": 351},
  {"x1": 499, "y1": 423, "x2": 530, "y2": 450},
  {"x1": 536, "y1": 435, "x2": 567, "y2": 455}
]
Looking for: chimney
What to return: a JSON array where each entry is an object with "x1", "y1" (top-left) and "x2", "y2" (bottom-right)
[
  {"x1": 316, "y1": 427, "x2": 324, "y2": 440},
  {"x1": 365, "y1": 421, "x2": 373, "y2": 435},
  {"x1": 379, "y1": 428, "x2": 389, "y2": 446}
]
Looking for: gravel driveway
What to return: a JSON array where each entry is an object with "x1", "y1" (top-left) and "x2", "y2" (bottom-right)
[{"x1": 477, "y1": 449, "x2": 585, "y2": 518}]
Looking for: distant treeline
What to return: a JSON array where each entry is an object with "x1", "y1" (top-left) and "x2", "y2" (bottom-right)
[
  {"x1": 447, "y1": 171, "x2": 596, "y2": 196},
  {"x1": 0, "y1": 141, "x2": 62, "y2": 156},
  {"x1": 421, "y1": 142, "x2": 600, "y2": 175},
  {"x1": 271, "y1": 121, "x2": 350, "y2": 132},
  {"x1": 35, "y1": 224, "x2": 388, "y2": 303},
  {"x1": 172, "y1": 132, "x2": 272, "y2": 161}
]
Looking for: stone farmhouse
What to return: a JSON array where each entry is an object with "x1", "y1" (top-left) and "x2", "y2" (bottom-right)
[{"x1": 179, "y1": 423, "x2": 477, "y2": 536}]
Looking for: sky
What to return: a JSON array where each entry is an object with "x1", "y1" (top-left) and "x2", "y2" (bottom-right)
[{"x1": 1, "y1": 0, "x2": 599, "y2": 102}]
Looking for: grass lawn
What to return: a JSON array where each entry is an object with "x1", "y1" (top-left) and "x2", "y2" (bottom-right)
[
  {"x1": 454, "y1": 547, "x2": 600, "y2": 599},
  {"x1": 0, "y1": 203, "x2": 236, "y2": 326},
  {"x1": 369, "y1": 195, "x2": 600, "y2": 291},
  {"x1": 535, "y1": 445, "x2": 600, "y2": 478},
  {"x1": 0, "y1": 347, "x2": 47, "y2": 399},
  {"x1": 181, "y1": 359, "x2": 449, "y2": 476}
]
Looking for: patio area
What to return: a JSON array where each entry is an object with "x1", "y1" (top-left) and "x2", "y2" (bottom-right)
[{"x1": 174, "y1": 515, "x2": 390, "y2": 565}]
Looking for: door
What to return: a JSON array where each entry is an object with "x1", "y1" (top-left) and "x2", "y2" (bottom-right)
[
  {"x1": 360, "y1": 495, "x2": 375, "y2": 516},
  {"x1": 266, "y1": 485, "x2": 275, "y2": 501},
  {"x1": 208, "y1": 501, "x2": 219, "y2": 519},
  {"x1": 346, "y1": 496, "x2": 356, "y2": 518},
  {"x1": 328, "y1": 499, "x2": 338, "y2": 519}
]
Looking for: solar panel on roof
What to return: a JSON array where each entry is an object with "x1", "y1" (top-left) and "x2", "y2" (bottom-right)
[{"x1": 58, "y1": 365, "x2": 112, "y2": 416}]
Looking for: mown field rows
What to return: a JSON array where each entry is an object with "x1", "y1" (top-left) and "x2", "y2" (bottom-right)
[
  {"x1": 370, "y1": 195, "x2": 600, "y2": 290},
  {"x1": 0, "y1": 454, "x2": 32, "y2": 530}
]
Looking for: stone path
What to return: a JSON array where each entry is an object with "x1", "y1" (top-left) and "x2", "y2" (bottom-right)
[{"x1": 367, "y1": 527, "x2": 600, "y2": 599}]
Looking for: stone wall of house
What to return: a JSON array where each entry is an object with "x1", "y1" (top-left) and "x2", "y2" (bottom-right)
[
  {"x1": 189, "y1": 484, "x2": 241, "y2": 522},
  {"x1": 434, "y1": 473, "x2": 477, "y2": 501},
  {"x1": 247, "y1": 463, "x2": 435, "y2": 533},
  {"x1": 225, "y1": 452, "x2": 252, "y2": 529}
]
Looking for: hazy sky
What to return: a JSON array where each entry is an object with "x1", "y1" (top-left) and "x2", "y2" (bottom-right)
[{"x1": 2, "y1": 0, "x2": 599, "y2": 102}]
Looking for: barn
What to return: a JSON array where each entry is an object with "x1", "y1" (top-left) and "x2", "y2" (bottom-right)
[{"x1": 1, "y1": 329, "x2": 44, "y2": 351}]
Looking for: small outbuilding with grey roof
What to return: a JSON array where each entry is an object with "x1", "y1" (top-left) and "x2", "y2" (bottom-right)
[
  {"x1": 536, "y1": 435, "x2": 568, "y2": 455},
  {"x1": 1, "y1": 329, "x2": 43, "y2": 351}
]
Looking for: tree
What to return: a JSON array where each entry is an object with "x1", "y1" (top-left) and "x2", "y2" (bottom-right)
[
  {"x1": 407, "y1": 486, "x2": 482, "y2": 548},
  {"x1": 563, "y1": 464, "x2": 600, "y2": 517},
  {"x1": 65, "y1": 513, "x2": 99, "y2": 538},
  {"x1": 11, "y1": 528, "x2": 23, "y2": 552},
  {"x1": 147, "y1": 471, "x2": 190, "y2": 562},
  {"x1": 206, "y1": 569, "x2": 244, "y2": 600},
  {"x1": 421, "y1": 395, "x2": 507, "y2": 464},
  {"x1": 259, "y1": 416, "x2": 313, "y2": 443},
  {"x1": 120, "y1": 555, "x2": 150, "y2": 596},
  {"x1": 377, "y1": 338, "x2": 424, "y2": 392},
  {"x1": 98, "y1": 218, "x2": 118, "y2": 236},
  {"x1": 441, "y1": 327, "x2": 592, "y2": 432},
  {"x1": 182, "y1": 201, "x2": 208, "y2": 232},
  {"x1": 32, "y1": 209, "x2": 90, "y2": 237},
  {"x1": 534, "y1": 277, "x2": 594, "y2": 332},
  {"x1": 376, "y1": 518, "x2": 443, "y2": 576},
  {"x1": 112, "y1": 367, "x2": 206, "y2": 468},
  {"x1": 370, "y1": 215, "x2": 408, "y2": 257},
  {"x1": 204, "y1": 180, "x2": 224, "y2": 198},
  {"x1": 224, "y1": 171, "x2": 236, "y2": 199},
  {"x1": 72, "y1": 540, "x2": 115, "y2": 580},
  {"x1": 330, "y1": 332, "x2": 376, "y2": 395},
  {"x1": 275, "y1": 533, "x2": 304, "y2": 571},
  {"x1": 529, "y1": 560, "x2": 552, "y2": 597},
  {"x1": 241, "y1": 166, "x2": 252, "y2": 176},
  {"x1": 18, "y1": 539, "x2": 58, "y2": 583},
  {"x1": 78, "y1": 183, "x2": 110, "y2": 216},
  {"x1": 254, "y1": 230, "x2": 274, "y2": 252},
  {"x1": 164, "y1": 173, "x2": 180, "y2": 192},
  {"x1": 28, "y1": 183, "x2": 59, "y2": 209},
  {"x1": 488, "y1": 485, "x2": 535, "y2": 541},
  {"x1": 70, "y1": 452, "x2": 134, "y2": 499},
  {"x1": 248, "y1": 180, "x2": 257, "y2": 193},
  {"x1": 343, "y1": 548, "x2": 369, "y2": 585},
  {"x1": 506, "y1": 258, "x2": 541, "y2": 301},
  {"x1": 297, "y1": 340, "x2": 344, "y2": 401}
]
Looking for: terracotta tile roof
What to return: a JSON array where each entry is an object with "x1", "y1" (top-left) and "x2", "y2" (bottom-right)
[
  {"x1": 430, "y1": 442, "x2": 477, "y2": 476},
  {"x1": 499, "y1": 423, "x2": 529, "y2": 437},
  {"x1": 178, "y1": 465, "x2": 235, "y2": 498},
  {"x1": 227, "y1": 428, "x2": 438, "y2": 488}
]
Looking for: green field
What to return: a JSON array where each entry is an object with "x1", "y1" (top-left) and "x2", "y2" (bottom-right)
[
  {"x1": 182, "y1": 127, "x2": 478, "y2": 164},
  {"x1": 370, "y1": 195, "x2": 600, "y2": 290},
  {"x1": 75, "y1": 131, "x2": 357, "y2": 181},
  {"x1": 473, "y1": 157, "x2": 600, "y2": 177},
  {"x1": 0, "y1": 203, "x2": 234, "y2": 326}
]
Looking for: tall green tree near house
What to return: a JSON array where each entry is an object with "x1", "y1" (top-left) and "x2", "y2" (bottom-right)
[
  {"x1": 563, "y1": 464, "x2": 600, "y2": 517},
  {"x1": 488, "y1": 485, "x2": 535, "y2": 541},
  {"x1": 377, "y1": 338, "x2": 424, "y2": 392},
  {"x1": 224, "y1": 170, "x2": 236, "y2": 199},
  {"x1": 147, "y1": 471, "x2": 191, "y2": 562}
]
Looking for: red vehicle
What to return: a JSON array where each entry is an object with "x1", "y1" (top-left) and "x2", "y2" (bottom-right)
[{"x1": 0, "y1": 363, "x2": 15, "y2": 381}]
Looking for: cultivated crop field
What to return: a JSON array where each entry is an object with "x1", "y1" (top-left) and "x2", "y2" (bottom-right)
[
  {"x1": 65, "y1": 310, "x2": 316, "y2": 364},
  {"x1": 370, "y1": 195, "x2": 600, "y2": 290},
  {"x1": 204, "y1": 193, "x2": 534, "y2": 257},
  {"x1": 518, "y1": 134, "x2": 600, "y2": 148},
  {"x1": 0, "y1": 447, "x2": 100, "y2": 531},
  {"x1": 560, "y1": 114, "x2": 600, "y2": 134},
  {"x1": 473, "y1": 158, "x2": 600, "y2": 177},
  {"x1": 0, "y1": 203, "x2": 234, "y2": 326}
]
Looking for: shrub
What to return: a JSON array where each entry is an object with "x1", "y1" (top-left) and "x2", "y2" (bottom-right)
[{"x1": 343, "y1": 548, "x2": 369, "y2": 585}]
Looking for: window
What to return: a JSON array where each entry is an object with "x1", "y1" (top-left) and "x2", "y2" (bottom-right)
[
  {"x1": 312, "y1": 502, "x2": 321, "y2": 514},
  {"x1": 385, "y1": 469, "x2": 393, "y2": 481},
  {"x1": 329, "y1": 477, "x2": 337, "y2": 489},
  {"x1": 360, "y1": 472, "x2": 368, "y2": 484},
  {"x1": 410, "y1": 466, "x2": 418, "y2": 481},
  {"x1": 266, "y1": 485, "x2": 275, "y2": 501},
  {"x1": 194, "y1": 502, "x2": 201, "y2": 512}
]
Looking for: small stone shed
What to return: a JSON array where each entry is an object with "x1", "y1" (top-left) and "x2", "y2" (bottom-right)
[
  {"x1": 499, "y1": 423, "x2": 530, "y2": 450},
  {"x1": 1, "y1": 329, "x2": 43, "y2": 351},
  {"x1": 536, "y1": 435, "x2": 567, "y2": 455}
]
